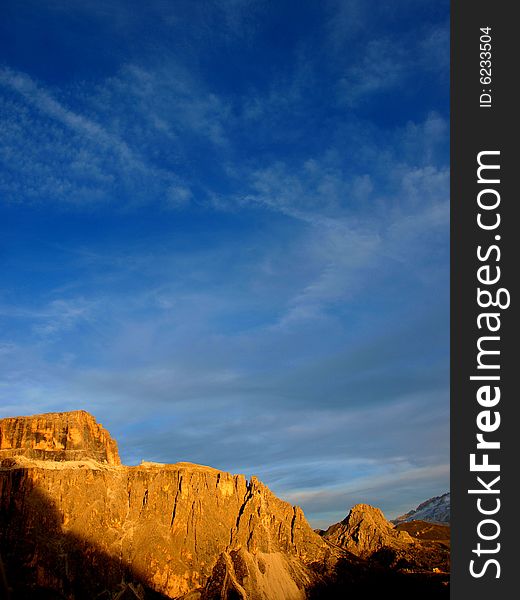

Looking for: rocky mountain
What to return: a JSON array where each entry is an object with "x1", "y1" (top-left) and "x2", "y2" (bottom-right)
[
  {"x1": 0, "y1": 411, "x2": 449, "y2": 599},
  {"x1": 393, "y1": 493, "x2": 450, "y2": 525},
  {"x1": 321, "y1": 504, "x2": 450, "y2": 573},
  {"x1": 322, "y1": 504, "x2": 415, "y2": 558},
  {"x1": 0, "y1": 411, "x2": 120, "y2": 465}
]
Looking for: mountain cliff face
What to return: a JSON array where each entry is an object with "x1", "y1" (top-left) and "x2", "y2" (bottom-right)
[
  {"x1": 0, "y1": 411, "x2": 449, "y2": 599},
  {"x1": 0, "y1": 410, "x2": 120, "y2": 465},
  {"x1": 0, "y1": 412, "x2": 334, "y2": 599}
]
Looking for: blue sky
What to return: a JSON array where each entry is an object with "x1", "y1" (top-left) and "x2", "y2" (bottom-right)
[{"x1": 0, "y1": 0, "x2": 449, "y2": 527}]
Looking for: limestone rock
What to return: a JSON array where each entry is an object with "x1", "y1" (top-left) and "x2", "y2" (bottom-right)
[
  {"x1": 323, "y1": 504, "x2": 414, "y2": 558},
  {"x1": 0, "y1": 412, "x2": 331, "y2": 599},
  {"x1": 0, "y1": 410, "x2": 120, "y2": 465},
  {"x1": 322, "y1": 504, "x2": 449, "y2": 572}
]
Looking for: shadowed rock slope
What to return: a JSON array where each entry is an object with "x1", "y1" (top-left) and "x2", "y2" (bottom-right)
[{"x1": 0, "y1": 411, "x2": 449, "y2": 599}]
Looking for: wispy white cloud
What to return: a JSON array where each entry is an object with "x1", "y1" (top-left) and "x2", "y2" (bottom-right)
[
  {"x1": 334, "y1": 18, "x2": 449, "y2": 106},
  {"x1": 92, "y1": 63, "x2": 232, "y2": 147},
  {"x1": 0, "y1": 66, "x2": 190, "y2": 206},
  {"x1": 338, "y1": 38, "x2": 408, "y2": 105},
  {"x1": 0, "y1": 297, "x2": 97, "y2": 339},
  {"x1": 1, "y1": 67, "x2": 136, "y2": 163},
  {"x1": 220, "y1": 109, "x2": 448, "y2": 329}
]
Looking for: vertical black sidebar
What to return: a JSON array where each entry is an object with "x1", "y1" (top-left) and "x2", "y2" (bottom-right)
[{"x1": 451, "y1": 2, "x2": 518, "y2": 599}]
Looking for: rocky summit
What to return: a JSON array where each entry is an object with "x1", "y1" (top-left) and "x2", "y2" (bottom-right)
[
  {"x1": 0, "y1": 411, "x2": 449, "y2": 599},
  {"x1": 0, "y1": 410, "x2": 120, "y2": 465},
  {"x1": 321, "y1": 503, "x2": 450, "y2": 573},
  {"x1": 322, "y1": 504, "x2": 415, "y2": 558}
]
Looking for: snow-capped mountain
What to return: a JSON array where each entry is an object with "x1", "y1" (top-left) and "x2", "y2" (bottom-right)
[{"x1": 393, "y1": 492, "x2": 450, "y2": 524}]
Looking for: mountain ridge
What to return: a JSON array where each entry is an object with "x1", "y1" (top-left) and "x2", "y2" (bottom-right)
[
  {"x1": 393, "y1": 493, "x2": 450, "y2": 525},
  {"x1": 0, "y1": 411, "x2": 449, "y2": 599}
]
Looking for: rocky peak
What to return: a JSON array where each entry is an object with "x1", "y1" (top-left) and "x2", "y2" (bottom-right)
[
  {"x1": 0, "y1": 410, "x2": 120, "y2": 465},
  {"x1": 323, "y1": 503, "x2": 413, "y2": 557},
  {"x1": 321, "y1": 503, "x2": 450, "y2": 574},
  {"x1": 342, "y1": 503, "x2": 390, "y2": 529}
]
